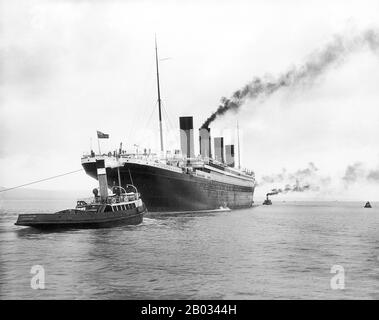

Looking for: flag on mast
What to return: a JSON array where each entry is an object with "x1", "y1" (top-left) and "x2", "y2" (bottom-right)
[{"x1": 97, "y1": 131, "x2": 109, "y2": 139}]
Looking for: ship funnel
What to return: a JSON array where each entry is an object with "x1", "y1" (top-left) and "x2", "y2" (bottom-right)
[
  {"x1": 225, "y1": 144, "x2": 235, "y2": 167},
  {"x1": 214, "y1": 137, "x2": 224, "y2": 163},
  {"x1": 179, "y1": 116, "x2": 195, "y2": 158},
  {"x1": 199, "y1": 127, "x2": 211, "y2": 158},
  {"x1": 96, "y1": 159, "x2": 109, "y2": 201}
]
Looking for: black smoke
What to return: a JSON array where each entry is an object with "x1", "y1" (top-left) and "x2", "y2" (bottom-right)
[
  {"x1": 201, "y1": 28, "x2": 379, "y2": 128},
  {"x1": 266, "y1": 182, "x2": 312, "y2": 198},
  {"x1": 259, "y1": 162, "x2": 327, "y2": 197}
]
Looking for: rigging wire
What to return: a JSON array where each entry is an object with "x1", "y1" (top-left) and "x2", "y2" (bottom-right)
[
  {"x1": 161, "y1": 101, "x2": 178, "y2": 151},
  {"x1": 0, "y1": 169, "x2": 84, "y2": 193},
  {"x1": 161, "y1": 101, "x2": 176, "y2": 132},
  {"x1": 136, "y1": 100, "x2": 158, "y2": 147}
]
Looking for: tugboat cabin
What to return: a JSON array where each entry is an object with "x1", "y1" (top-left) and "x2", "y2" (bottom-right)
[{"x1": 75, "y1": 185, "x2": 143, "y2": 214}]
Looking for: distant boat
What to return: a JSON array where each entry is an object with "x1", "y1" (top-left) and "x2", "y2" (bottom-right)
[
  {"x1": 263, "y1": 194, "x2": 272, "y2": 205},
  {"x1": 364, "y1": 201, "x2": 372, "y2": 208},
  {"x1": 263, "y1": 199, "x2": 272, "y2": 205}
]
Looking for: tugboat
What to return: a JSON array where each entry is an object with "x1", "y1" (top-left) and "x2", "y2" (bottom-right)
[
  {"x1": 262, "y1": 194, "x2": 272, "y2": 205},
  {"x1": 15, "y1": 159, "x2": 146, "y2": 229},
  {"x1": 364, "y1": 201, "x2": 372, "y2": 208}
]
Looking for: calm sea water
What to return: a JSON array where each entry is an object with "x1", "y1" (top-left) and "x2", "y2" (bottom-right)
[{"x1": 0, "y1": 199, "x2": 378, "y2": 299}]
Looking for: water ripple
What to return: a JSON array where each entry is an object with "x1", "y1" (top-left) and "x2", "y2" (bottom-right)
[{"x1": 0, "y1": 200, "x2": 378, "y2": 299}]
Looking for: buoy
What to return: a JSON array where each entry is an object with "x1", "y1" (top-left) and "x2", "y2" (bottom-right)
[{"x1": 364, "y1": 201, "x2": 372, "y2": 208}]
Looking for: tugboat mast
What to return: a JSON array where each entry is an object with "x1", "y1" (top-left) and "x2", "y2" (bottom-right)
[{"x1": 155, "y1": 35, "x2": 164, "y2": 153}]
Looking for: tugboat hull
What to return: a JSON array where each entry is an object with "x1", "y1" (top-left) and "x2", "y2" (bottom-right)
[{"x1": 15, "y1": 206, "x2": 145, "y2": 229}]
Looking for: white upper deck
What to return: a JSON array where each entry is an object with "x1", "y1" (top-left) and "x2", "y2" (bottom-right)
[{"x1": 81, "y1": 153, "x2": 256, "y2": 186}]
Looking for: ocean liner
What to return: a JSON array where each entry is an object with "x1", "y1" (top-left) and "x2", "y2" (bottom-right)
[{"x1": 81, "y1": 39, "x2": 255, "y2": 212}]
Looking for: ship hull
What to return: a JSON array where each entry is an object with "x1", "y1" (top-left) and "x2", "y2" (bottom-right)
[{"x1": 82, "y1": 161, "x2": 255, "y2": 212}]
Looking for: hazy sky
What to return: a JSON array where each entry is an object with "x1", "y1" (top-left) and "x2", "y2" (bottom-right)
[{"x1": 1, "y1": 0, "x2": 379, "y2": 200}]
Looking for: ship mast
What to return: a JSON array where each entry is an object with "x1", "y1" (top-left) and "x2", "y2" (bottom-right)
[{"x1": 155, "y1": 35, "x2": 164, "y2": 153}]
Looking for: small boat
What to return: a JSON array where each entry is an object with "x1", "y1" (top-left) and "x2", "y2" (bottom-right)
[
  {"x1": 262, "y1": 194, "x2": 272, "y2": 205},
  {"x1": 364, "y1": 201, "x2": 372, "y2": 208},
  {"x1": 262, "y1": 199, "x2": 272, "y2": 205},
  {"x1": 15, "y1": 185, "x2": 146, "y2": 229}
]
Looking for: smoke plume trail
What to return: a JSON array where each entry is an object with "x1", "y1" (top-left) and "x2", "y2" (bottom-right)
[
  {"x1": 259, "y1": 162, "x2": 323, "y2": 188},
  {"x1": 342, "y1": 162, "x2": 379, "y2": 185},
  {"x1": 342, "y1": 162, "x2": 365, "y2": 184},
  {"x1": 266, "y1": 181, "x2": 312, "y2": 198},
  {"x1": 367, "y1": 170, "x2": 379, "y2": 181},
  {"x1": 259, "y1": 162, "x2": 330, "y2": 197},
  {"x1": 201, "y1": 28, "x2": 379, "y2": 128}
]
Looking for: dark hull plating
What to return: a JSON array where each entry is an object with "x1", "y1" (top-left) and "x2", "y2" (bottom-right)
[
  {"x1": 15, "y1": 208, "x2": 144, "y2": 229},
  {"x1": 82, "y1": 161, "x2": 255, "y2": 212}
]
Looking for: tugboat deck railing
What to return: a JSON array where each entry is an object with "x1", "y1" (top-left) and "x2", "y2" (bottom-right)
[{"x1": 76, "y1": 193, "x2": 140, "y2": 207}]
